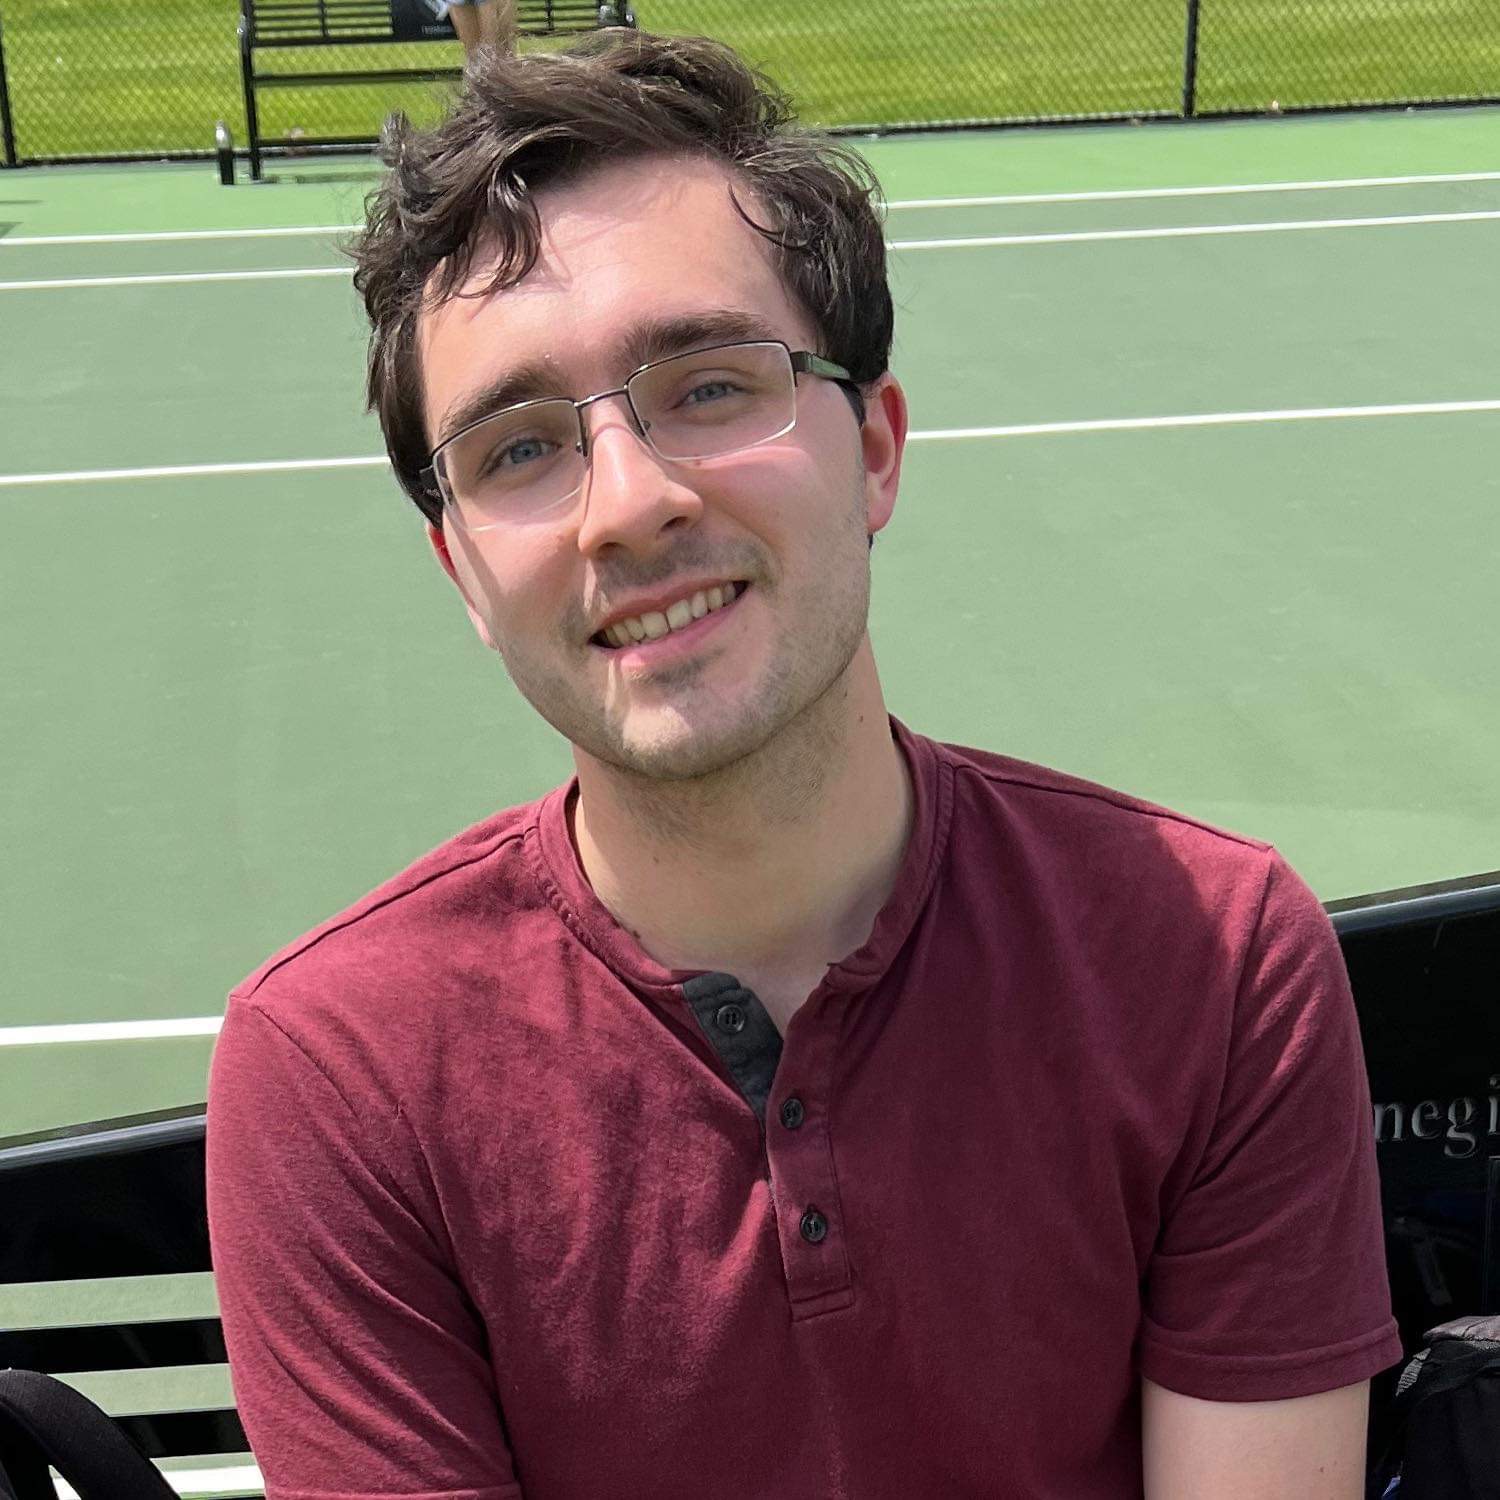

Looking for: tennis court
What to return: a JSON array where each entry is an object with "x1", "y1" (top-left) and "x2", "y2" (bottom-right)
[{"x1": 2, "y1": 102, "x2": 1499, "y2": 1146}]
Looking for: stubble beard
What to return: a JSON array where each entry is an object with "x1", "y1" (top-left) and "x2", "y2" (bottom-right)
[{"x1": 497, "y1": 483, "x2": 874, "y2": 833}]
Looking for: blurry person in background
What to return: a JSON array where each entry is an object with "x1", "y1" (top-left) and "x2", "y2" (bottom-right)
[{"x1": 444, "y1": 0, "x2": 514, "y2": 57}]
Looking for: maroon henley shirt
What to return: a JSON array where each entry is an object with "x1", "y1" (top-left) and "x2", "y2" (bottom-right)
[{"x1": 207, "y1": 719, "x2": 1400, "y2": 1499}]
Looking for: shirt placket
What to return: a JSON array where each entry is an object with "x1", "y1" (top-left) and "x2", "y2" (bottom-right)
[{"x1": 681, "y1": 973, "x2": 854, "y2": 1320}]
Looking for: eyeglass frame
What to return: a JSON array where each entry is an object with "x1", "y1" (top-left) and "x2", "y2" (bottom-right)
[{"x1": 417, "y1": 339, "x2": 863, "y2": 528}]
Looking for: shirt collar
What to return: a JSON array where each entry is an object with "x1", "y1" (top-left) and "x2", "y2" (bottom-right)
[{"x1": 529, "y1": 716, "x2": 953, "y2": 997}]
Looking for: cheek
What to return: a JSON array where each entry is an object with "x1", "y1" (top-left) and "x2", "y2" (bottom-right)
[
  {"x1": 447, "y1": 525, "x2": 550, "y2": 652},
  {"x1": 702, "y1": 443, "x2": 843, "y2": 547},
  {"x1": 449, "y1": 524, "x2": 579, "y2": 650},
  {"x1": 446, "y1": 526, "x2": 502, "y2": 624}
]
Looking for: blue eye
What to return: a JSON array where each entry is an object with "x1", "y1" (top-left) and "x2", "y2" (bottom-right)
[
  {"x1": 504, "y1": 438, "x2": 551, "y2": 466},
  {"x1": 480, "y1": 435, "x2": 557, "y2": 479},
  {"x1": 682, "y1": 380, "x2": 739, "y2": 406}
]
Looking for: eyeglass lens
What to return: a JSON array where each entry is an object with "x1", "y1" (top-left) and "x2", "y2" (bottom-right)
[{"x1": 437, "y1": 342, "x2": 797, "y2": 529}]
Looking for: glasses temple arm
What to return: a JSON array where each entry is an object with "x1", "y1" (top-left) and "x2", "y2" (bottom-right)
[
  {"x1": 791, "y1": 351, "x2": 866, "y2": 426},
  {"x1": 414, "y1": 465, "x2": 445, "y2": 526}
]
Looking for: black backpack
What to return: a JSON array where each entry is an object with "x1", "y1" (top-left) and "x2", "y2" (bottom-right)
[
  {"x1": 0, "y1": 1369, "x2": 175, "y2": 1500},
  {"x1": 1370, "y1": 1315, "x2": 1500, "y2": 1498}
]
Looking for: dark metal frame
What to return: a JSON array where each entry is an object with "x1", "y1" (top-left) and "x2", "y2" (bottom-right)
[
  {"x1": 238, "y1": 0, "x2": 629, "y2": 181},
  {"x1": 0, "y1": 3, "x2": 17, "y2": 169},
  {"x1": 1181, "y1": 0, "x2": 1202, "y2": 118},
  {"x1": 0, "y1": 1102, "x2": 207, "y2": 1175},
  {"x1": 422, "y1": 341, "x2": 855, "y2": 528},
  {"x1": 1327, "y1": 867, "x2": 1500, "y2": 937},
  {"x1": 239, "y1": 0, "x2": 458, "y2": 182}
]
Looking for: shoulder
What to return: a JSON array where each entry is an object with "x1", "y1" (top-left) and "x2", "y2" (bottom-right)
[
  {"x1": 933, "y1": 734, "x2": 1273, "y2": 876},
  {"x1": 226, "y1": 792, "x2": 559, "y2": 1057},
  {"x1": 921, "y1": 733, "x2": 1321, "y2": 990}
]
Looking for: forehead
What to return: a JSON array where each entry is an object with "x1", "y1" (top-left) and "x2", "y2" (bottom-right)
[{"x1": 417, "y1": 155, "x2": 815, "y2": 429}]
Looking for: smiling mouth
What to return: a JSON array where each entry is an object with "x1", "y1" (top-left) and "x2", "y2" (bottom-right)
[{"x1": 592, "y1": 581, "x2": 750, "y2": 650}]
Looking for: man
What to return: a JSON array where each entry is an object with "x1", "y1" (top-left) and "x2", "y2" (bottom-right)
[{"x1": 206, "y1": 30, "x2": 1402, "y2": 1499}]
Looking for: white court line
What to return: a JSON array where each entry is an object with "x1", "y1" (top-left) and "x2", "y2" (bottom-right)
[
  {"x1": 883, "y1": 169, "x2": 1500, "y2": 210},
  {"x1": 903, "y1": 399, "x2": 1500, "y2": 440},
  {"x1": 0, "y1": 1017, "x2": 223, "y2": 1046},
  {"x1": 887, "y1": 207, "x2": 1500, "y2": 251},
  {"x1": 3, "y1": 224, "x2": 350, "y2": 247},
  {"x1": 7, "y1": 170, "x2": 1500, "y2": 246},
  {"x1": 0, "y1": 265, "x2": 349, "y2": 291},
  {"x1": 8, "y1": 207, "x2": 1500, "y2": 291},
  {"x1": 3, "y1": 399, "x2": 1499, "y2": 491},
  {"x1": 0, "y1": 455, "x2": 386, "y2": 487}
]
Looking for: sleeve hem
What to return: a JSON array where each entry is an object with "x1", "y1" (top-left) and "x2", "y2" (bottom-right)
[
  {"x1": 265, "y1": 1486, "x2": 523, "y2": 1500},
  {"x1": 1140, "y1": 1319, "x2": 1405, "y2": 1402}
]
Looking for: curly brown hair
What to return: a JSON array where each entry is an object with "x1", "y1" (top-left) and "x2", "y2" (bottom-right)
[{"x1": 349, "y1": 29, "x2": 894, "y2": 524}]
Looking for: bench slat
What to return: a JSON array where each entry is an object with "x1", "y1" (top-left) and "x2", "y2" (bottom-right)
[
  {"x1": 255, "y1": 66, "x2": 462, "y2": 85},
  {"x1": 157, "y1": 1453, "x2": 264, "y2": 1500},
  {"x1": 54, "y1": 1363, "x2": 236, "y2": 1418},
  {"x1": 0, "y1": 1272, "x2": 219, "y2": 1331},
  {"x1": 156, "y1": 1451, "x2": 257, "y2": 1474},
  {"x1": 55, "y1": 1455, "x2": 265, "y2": 1500},
  {"x1": 248, "y1": 0, "x2": 606, "y2": 43},
  {"x1": 255, "y1": 1, "x2": 391, "y2": 12},
  {"x1": 254, "y1": 3, "x2": 392, "y2": 14}
]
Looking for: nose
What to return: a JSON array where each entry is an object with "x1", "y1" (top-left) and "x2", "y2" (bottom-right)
[{"x1": 573, "y1": 395, "x2": 704, "y2": 558}]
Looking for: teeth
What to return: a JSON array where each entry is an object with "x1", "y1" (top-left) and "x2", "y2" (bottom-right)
[{"x1": 601, "y1": 583, "x2": 744, "y2": 649}]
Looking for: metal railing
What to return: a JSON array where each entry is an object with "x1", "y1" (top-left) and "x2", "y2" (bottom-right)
[{"x1": 0, "y1": 0, "x2": 1497, "y2": 168}]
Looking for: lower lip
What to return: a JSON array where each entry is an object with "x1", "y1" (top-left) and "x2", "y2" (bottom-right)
[{"x1": 595, "y1": 587, "x2": 748, "y2": 669}]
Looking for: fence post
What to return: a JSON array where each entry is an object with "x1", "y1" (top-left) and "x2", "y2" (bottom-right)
[
  {"x1": 1181, "y1": 0, "x2": 1201, "y2": 118},
  {"x1": 0, "y1": 2, "x2": 17, "y2": 166}
]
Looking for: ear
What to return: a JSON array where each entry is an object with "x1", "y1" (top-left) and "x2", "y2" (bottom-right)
[
  {"x1": 427, "y1": 521, "x2": 500, "y2": 653},
  {"x1": 859, "y1": 374, "x2": 908, "y2": 539},
  {"x1": 427, "y1": 520, "x2": 462, "y2": 585}
]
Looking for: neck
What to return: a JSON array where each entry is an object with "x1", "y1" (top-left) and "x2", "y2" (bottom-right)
[{"x1": 570, "y1": 641, "x2": 913, "y2": 986}]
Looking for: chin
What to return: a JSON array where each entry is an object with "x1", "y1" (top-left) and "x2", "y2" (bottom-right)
[{"x1": 598, "y1": 708, "x2": 774, "y2": 783}]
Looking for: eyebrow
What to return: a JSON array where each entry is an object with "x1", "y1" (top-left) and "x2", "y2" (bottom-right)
[
  {"x1": 620, "y1": 309, "x2": 781, "y2": 369},
  {"x1": 435, "y1": 361, "x2": 569, "y2": 449},
  {"x1": 433, "y1": 308, "x2": 786, "y2": 449}
]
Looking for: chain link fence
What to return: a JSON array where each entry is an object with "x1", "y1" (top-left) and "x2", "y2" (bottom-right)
[
  {"x1": 1192, "y1": 0, "x2": 1500, "y2": 114},
  {"x1": 0, "y1": 0, "x2": 1497, "y2": 167}
]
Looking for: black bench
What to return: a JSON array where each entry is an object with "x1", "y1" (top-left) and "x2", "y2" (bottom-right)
[
  {"x1": 3, "y1": 875, "x2": 1497, "y2": 1482},
  {"x1": 0, "y1": 1106, "x2": 252, "y2": 1494},
  {"x1": 237, "y1": 0, "x2": 636, "y2": 180}
]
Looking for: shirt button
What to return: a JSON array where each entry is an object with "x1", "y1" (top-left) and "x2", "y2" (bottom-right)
[
  {"x1": 800, "y1": 1207, "x2": 829, "y2": 1244},
  {"x1": 715, "y1": 1003, "x2": 746, "y2": 1035},
  {"x1": 780, "y1": 1097, "x2": 806, "y2": 1130}
]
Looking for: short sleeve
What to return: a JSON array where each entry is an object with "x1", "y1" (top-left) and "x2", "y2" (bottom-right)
[
  {"x1": 1139, "y1": 851, "x2": 1403, "y2": 1401},
  {"x1": 206, "y1": 998, "x2": 524, "y2": 1500}
]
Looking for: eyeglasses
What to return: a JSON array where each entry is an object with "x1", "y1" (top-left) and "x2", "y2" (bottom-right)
[{"x1": 423, "y1": 340, "x2": 855, "y2": 534}]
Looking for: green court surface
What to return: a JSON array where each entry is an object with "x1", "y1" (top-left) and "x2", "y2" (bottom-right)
[{"x1": 2, "y1": 106, "x2": 1499, "y2": 1139}]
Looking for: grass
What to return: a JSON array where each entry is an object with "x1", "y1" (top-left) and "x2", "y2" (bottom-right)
[{"x1": 2, "y1": 0, "x2": 1499, "y2": 160}]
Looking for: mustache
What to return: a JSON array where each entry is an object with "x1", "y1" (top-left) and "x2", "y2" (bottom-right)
[{"x1": 580, "y1": 545, "x2": 765, "y2": 617}]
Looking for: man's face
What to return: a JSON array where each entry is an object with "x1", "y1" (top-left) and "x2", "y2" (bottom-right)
[{"x1": 418, "y1": 153, "x2": 903, "y2": 781}]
